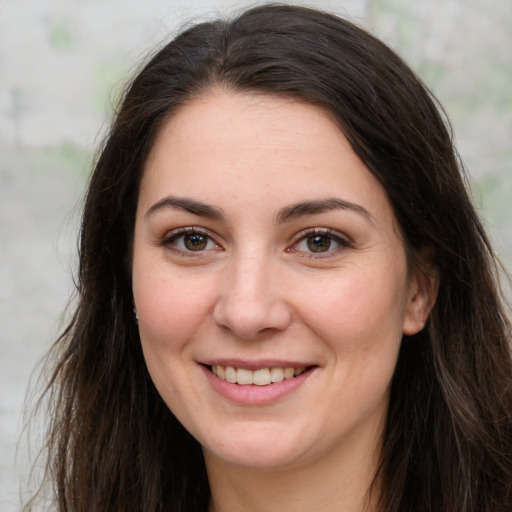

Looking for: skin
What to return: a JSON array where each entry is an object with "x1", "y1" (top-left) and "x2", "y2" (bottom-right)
[{"x1": 132, "y1": 90, "x2": 436, "y2": 512}]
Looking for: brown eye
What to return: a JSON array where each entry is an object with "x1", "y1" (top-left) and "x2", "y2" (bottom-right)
[
  {"x1": 306, "y1": 235, "x2": 332, "y2": 252},
  {"x1": 184, "y1": 233, "x2": 208, "y2": 251},
  {"x1": 165, "y1": 229, "x2": 219, "y2": 253},
  {"x1": 290, "y1": 229, "x2": 351, "y2": 257}
]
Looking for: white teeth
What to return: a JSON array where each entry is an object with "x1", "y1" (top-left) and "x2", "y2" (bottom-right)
[
  {"x1": 284, "y1": 367, "x2": 294, "y2": 379},
  {"x1": 236, "y1": 368, "x2": 253, "y2": 385},
  {"x1": 211, "y1": 365, "x2": 307, "y2": 385},
  {"x1": 270, "y1": 367, "x2": 284, "y2": 382},
  {"x1": 253, "y1": 368, "x2": 271, "y2": 386},
  {"x1": 225, "y1": 366, "x2": 237, "y2": 383}
]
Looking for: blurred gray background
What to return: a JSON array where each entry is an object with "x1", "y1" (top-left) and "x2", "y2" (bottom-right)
[{"x1": 1, "y1": 0, "x2": 511, "y2": 509}]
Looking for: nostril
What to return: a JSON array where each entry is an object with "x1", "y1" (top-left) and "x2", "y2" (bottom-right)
[{"x1": 212, "y1": 288, "x2": 292, "y2": 339}]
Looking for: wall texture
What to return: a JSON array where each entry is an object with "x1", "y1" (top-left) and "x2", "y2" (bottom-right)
[{"x1": 1, "y1": 0, "x2": 510, "y2": 509}]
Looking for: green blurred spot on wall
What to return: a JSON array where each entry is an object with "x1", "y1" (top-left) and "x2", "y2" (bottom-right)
[
  {"x1": 94, "y1": 57, "x2": 131, "y2": 117},
  {"x1": 36, "y1": 143, "x2": 92, "y2": 183},
  {"x1": 50, "y1": 19, "x2": 78, "y2": 49}
]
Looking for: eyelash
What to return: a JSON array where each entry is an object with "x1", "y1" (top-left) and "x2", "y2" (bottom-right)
[
  {"x1": 160, "y1": 227, "x2": 353, "y2": 258},
  {"x1": 287, "y1": 228, "x2": 353, "y2": 258},
  {"x1": 161, "y1": 227, "x2": 221, "y2": 257}
]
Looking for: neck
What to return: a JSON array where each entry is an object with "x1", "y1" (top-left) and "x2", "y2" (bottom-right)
[{"x1": 205, "y1": 429, "x2": 382, "y2": 512}]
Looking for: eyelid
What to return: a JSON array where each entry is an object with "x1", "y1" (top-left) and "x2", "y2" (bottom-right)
[
  {"x1": 159, "y1": 226, "x2": 352, "y2": 258},
  {"x1": 287, "y1": 227, "x2": 353, "y2": 257},
  {"x1": 161, "y1": 226, "x2": 223, "y2": 255}
]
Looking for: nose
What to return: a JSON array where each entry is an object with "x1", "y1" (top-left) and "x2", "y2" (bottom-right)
[{"x1": 213, "y1": 253, "x2": 292, "y2": 340}]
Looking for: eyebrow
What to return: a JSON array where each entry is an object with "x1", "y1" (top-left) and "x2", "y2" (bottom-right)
[
  {"x1": 145, "y1": 196, "x2": 225, "y2": 220},
  {"x1": 145, "y1": 195, "x2": 372, "y2": 224},
  {"x1": 275, "y1": 198, "x2": 373, "y2": 224}
]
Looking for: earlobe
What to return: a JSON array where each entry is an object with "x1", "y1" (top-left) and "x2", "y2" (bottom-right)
[{"x1": 402, "y1": 264, "x2": 439, "y2": 335}]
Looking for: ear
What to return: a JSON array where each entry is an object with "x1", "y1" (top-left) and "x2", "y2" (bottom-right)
[{"x1": 402, "y1": 260, "x2": 439, "y2": 336}]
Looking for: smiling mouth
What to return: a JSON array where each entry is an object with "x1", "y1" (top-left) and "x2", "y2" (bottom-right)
[{"x1": 209, "y1": 365, "x2": 311, "y2": 386}]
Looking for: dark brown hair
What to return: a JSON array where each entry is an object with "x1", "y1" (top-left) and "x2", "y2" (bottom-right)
[{"x1": 26, "y1": 4, "x2": 512, "y2": 511}]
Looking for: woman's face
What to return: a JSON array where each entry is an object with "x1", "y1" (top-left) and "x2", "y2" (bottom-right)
[{"x1": 132, "y1": 91, "x2": 431, "y2": 472}]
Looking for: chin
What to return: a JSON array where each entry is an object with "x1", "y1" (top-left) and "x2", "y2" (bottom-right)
[
  {"x1": 199, "y1": 422, "x2": 321, "y2": 471},
  {"x1": 206, "y1": 444, "x2": 304, "y2": 471}
]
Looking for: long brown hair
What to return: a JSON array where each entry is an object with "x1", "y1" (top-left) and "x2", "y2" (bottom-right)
[{"x1": 26, "y1": 4, "x2": 512, "y2": 511}]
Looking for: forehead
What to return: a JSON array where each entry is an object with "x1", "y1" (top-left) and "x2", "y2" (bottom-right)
[{"x1": 139, "y1": 90, "x2": 395, "y2": 227}]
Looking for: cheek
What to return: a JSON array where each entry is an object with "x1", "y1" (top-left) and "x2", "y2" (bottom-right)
[
  {"x1": 297, "y1": 266, "x2": 408, "y2": 355},
  {"x1": 132, "y1": 259, "x2": 218, "y2": 351},
  {"x1": 132, "y1": 268, "x2": 217, "y2": 410}
]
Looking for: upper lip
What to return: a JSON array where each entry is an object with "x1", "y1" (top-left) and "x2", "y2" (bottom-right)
[{"x1": 200, "y1": 359, "x2": 315, "y2": 371}]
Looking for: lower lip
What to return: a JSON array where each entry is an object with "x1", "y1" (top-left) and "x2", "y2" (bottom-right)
[{"x1": 201, "y1": 366, "x2": 314, "y2": 405}]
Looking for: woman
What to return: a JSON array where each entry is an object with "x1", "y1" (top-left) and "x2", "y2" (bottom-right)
[{"x1": 27, "y1": 4, "x2": 512, "y2": 512}]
